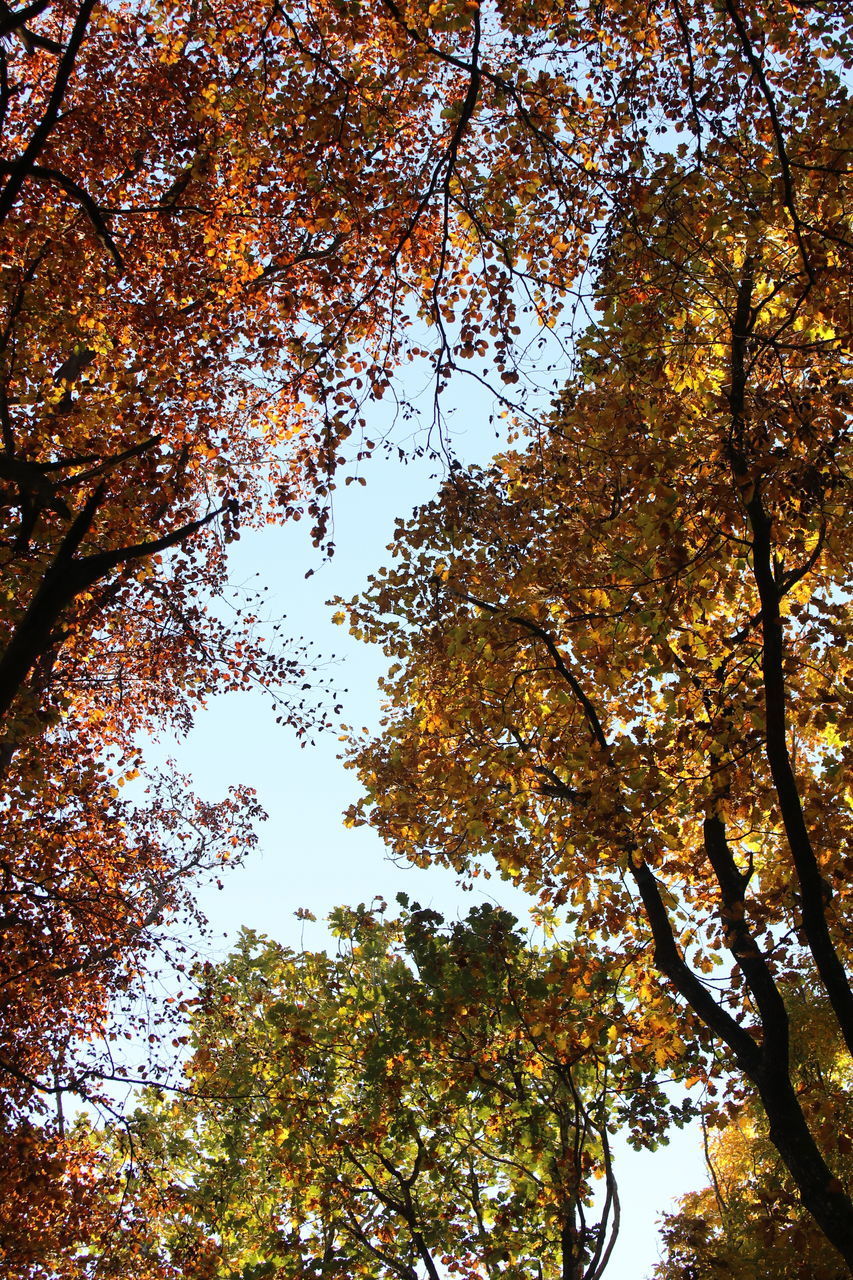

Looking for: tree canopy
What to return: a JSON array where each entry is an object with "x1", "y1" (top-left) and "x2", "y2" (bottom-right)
[
  {"x1": 339, "y1": 12, "x2": 853, "y2": 1261},
  {"x1": 0, "y1": 0, "x2": 850, "y2": 1273},
  {"x1": 106, "y1": 902, "x2": 689, "y2": 1280}
]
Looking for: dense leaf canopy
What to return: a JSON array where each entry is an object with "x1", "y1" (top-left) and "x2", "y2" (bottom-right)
[
  {"x1": 0, "y1": 0, "x2": 850, "y2": 1272},
  {"x1": 339, "y1": 7, "x2": 853, "y2": 1262},
  {"x1": 110, "y1": 903, "x2": 685, "y2": 1280}
]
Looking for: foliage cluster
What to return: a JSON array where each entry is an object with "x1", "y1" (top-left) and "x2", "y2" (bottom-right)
[{"x1": 101, "y1": 902, "x2": 682, "y2": 1280}]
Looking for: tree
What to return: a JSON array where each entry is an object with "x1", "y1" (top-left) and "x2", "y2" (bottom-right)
[
  {"x1": 0, "y1": 762, "x2": 267, "y2": 1278},
  {"x1": 655, "y1": 992, "x2": 853, "y2": 1280},
  {"x1": 111, "y1": 902, "x2": 686, "y2": 1280},
  {"x1": 1, "y1": 0, "x2": 850, "y2": 1266},
  {"x1": 5, "y1": 0, "x2": 847, "y2": 760},
  {"x1": 0, "y1": 1119, "x2": 188, "y2": 1280},
  {"x1": 339, "y1": 70, "x2": 853, "y2": 1267},
  {"x1": 0, "y1": 0, "x2": 650, "y2": 1134},
  {"x1": 0, "y1": 0, "x2": 545, "y2": 1196}
]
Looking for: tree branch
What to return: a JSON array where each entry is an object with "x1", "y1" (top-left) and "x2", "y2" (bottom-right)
[
  {"x1": 0, "y1": 160, "x2": 124, "y2": 271},
  {"x1": 0, "y1": 0, "x2": 97, "y2": 224},
  {"x1": 0, "y1": 0, "x2": 52, "y2": 38},
  {"x1": 0, "y1": 496, "x2": 223, "y2": 721}
]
